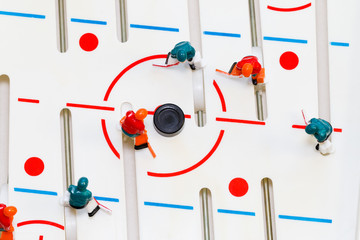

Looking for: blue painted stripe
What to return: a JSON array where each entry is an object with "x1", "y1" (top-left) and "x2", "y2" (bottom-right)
[
  {"x1": 130, "y1": 24, "x2": 179, "y2": 32},
  {"x1": 144, "y1": 201, "x2": 193, "y2": 210},
  {"x1": 14, "y1": 187, "x2": 57, "y2": 196},
  {"x1": 279, "y1": 215, "x2": 332, "y2": 223},
  {"x1": 330, "y1": 41, "x2": 349, "y2": 47},
  {"x1": 71, "y1": 18, "x2": 107, "y2": 25},
  {"x1": 218, "y1": 209, "x2": 256, "y2": 216},
  {"x1": 94, "y1": 196, "x2": 119, "y2": 203},
  {"x1": 0, "y1": 10, "x2": 45, "y2": 19},
  {"x1": 263, "y1": 36, "x2": 307, "y2": 44},
  {"x1": 203, "y1": 31, "x2": 241, "y2": 38}
]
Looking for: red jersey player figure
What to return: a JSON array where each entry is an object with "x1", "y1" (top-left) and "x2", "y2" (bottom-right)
[
  {"x1": 0, "y1": 204, "x2": 17, "y2": 240},
  {"x1": 217, "y1": 55, "x2": 265, "y2": 85},
  {"x1": 120, "y1": 108, "x2": 156, "y2": 158}
]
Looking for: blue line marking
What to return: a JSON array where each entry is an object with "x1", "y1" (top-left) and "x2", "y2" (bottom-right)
[
  {"x1": 203, "y1": 31, "x2": 241, "y2": 38},
  {"x1": 263, "y1": 36, "x2": 307, "y2": 44},
  {"x1": 279, "y1": 215, "x2": 332, "y2": 223},
  {"x1": 71, "y1": 18, "x2": 107, "y2": 25},
  {"x1": 0, "y1": 10, "x2": 45, "y2": 19},
  {"x1": 144, "y1": 201, "x2": 193, "y2": 210},
  {"x1": 130, "y1": 24, "x2": 179, "y2": 32},
  {"x1": 14, "y1": 188, "x2": 57, "y2": 196},
  {"x1": 330, "y1": 41, "x2": 349, "y2": 47},
  {"x1": 218, "y1": 209, "x2": 256, "y2": 216},
  {"x1": 94, "y1": 196, "x2": 119, "y2": 203}
]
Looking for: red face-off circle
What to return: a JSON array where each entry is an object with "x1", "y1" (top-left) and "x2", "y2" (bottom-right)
[
  {"x1": 229, "y1": 178, "x2": 249, "y2": 197},
  {"x1": 280, "y1": 51, "x2": 299, "y2": 70},
  {"x1": 79, "y1": 33, "x2": 99, "y2": 52},
  {"x1": 24, "y1": 157, "x2": 44, "y2": 176}
]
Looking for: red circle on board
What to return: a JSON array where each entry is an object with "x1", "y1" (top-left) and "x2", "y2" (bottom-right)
[
  {"x1": 229, "y1": 178, "x2": 249, "y2": 197},
  {"x1": 279, "y1": 51, "x2": 299, "y2": 70},
  {"x1": 24, "y1": 157, "x2": 44, "y2": 176},
  {"x1": 79, "y1": 33, "x2": 99, "y2": 52}
]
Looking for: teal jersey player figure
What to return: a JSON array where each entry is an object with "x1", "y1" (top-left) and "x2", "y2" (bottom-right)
[
  {"x1": 165, "y1": 41, "x2": 204, "y2": 70},
  {"x1": 67, "y1": 177, "x2": 100, "y2": 217},
  {"x1": 305, "y1": 118, "x2": 334, "y2": 155}
]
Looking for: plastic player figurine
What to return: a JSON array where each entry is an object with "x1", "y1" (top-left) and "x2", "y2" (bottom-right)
[
  {"x1": 217, "y1": 55, "x2": 265, "y2": 85},
  {"x1": 0, "y1": 204, "x2": 17, "y2": 240},
  {"x1": 157, "y1": 41, "x2": 203, "y2": 70},
  {"x1": 120, "y1": 108, "x2": 148, "y2": 150},
  {"x1": 120, "y1": 108, "x2": 156, "y2": 158},
  {"x1": 65, "y1": 177, "x2": 100, "y2": 217},
  {"x1": 305, "y1": 118, "x2": 334, "y2": 155}
]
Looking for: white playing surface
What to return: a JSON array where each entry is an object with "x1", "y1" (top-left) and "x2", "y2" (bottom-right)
[{"x1": 0, "y1": 0, "x2": 359, "y2": 239}]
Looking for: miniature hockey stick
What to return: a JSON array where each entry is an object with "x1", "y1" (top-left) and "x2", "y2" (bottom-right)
[
  {"x1": 94, "y1": 198, "x2": 112, "y2": 214},
  {"x1": 152, "y1": 62, "x2": 180, "y2": 68},
  {"x1": 147, "y1": 142, "x2": 156, "y2": 158},
  {"x1": 165, "y1": 52, "x2": 170, "y2": 65},
  {"x1": 215, "y1": 69, "x2": 244, "y2": 78},
  {"x1": 301, "y1": 109, "x2": 308, "y2": 125}
]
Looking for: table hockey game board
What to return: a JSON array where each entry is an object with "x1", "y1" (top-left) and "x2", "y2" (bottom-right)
[{"x1": 0, "y1": 0, "x2": 359, "y2": 239}]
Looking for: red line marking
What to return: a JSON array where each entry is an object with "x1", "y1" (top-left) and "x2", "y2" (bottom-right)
[
  {"x1": 148, "y1": 111, "x2": 191, "y2": 118},
  {"x1": 152, "y1": 62, "x2": 180, "y2": 68},
  {"x1": 292, "y1": 125, "x2": 306, "y2": 129},
  {"x1": 213, "y1": 80, "x2": 226, "y2": 112},
  {"x1": 18, "y1": 98, "x2": 39, "y2": 104},
  {"x1": 17, "y1": 220, "x2": 64, "y2": 230},
  {"x1": 147, "y1": 130, "x2": 224, "y2": 177},
  {"x1": 216, "y1": 117, "x2": 265, "y2": 125},
  {"x1": 292, "y1": 124, "x2": 342, "y2": 132},
  {"x1": 104, "y1": 54, "x2": 168, "y2": 101},
  {"x1": 39, "y1": 236, "x2": 43, "y2": 240},
  {"x1": 101, "y1": 119, "x2": 120, "y2": 159},
  {"x1": 67, "y1": 103, "x2": 114, "y2": 111},
  {"x1": 267, "y1": 3, "x2": 311, "y2": 12}
]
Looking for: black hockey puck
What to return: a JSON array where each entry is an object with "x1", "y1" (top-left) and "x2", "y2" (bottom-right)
[{"x1": 153, "y1": 103, "x2": 185, "y2": 137}]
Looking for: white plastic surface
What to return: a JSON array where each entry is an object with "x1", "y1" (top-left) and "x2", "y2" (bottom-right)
[{"x1": 0, "y1": 0, "x2": 358, "y2": 240}]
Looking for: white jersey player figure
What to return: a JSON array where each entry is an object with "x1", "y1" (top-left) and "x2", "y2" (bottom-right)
[{"x1": 305, "y1": 118, "x2": 334, "y2": 155}]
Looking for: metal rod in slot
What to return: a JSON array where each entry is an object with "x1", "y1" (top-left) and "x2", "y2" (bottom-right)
[
  {"x1": 200, "y1": 188, "x2": 213, "y2": 240},
  {"x1": 0, "y1": 75, "x2": 10, "y2": 197},
  {"x1": 188, "y1": 0, "x2": 206, "y2": 127},
  {"x1": 262, "y1": 178, "x2": 276, "y2": 240},
  {"x1": 248, "y1": 0, "x2": 268, "y2": 121},
  {"x1": 60, "y1": 109, "x2": 77, "y2": 240},
  {"x1": 62, "y1": 109, "x2": 73, "y2": 186},
  {"x1": 197, "y1": 110, "x2": 205, "y2": 127},
  {"x1": 57, "y1": 0, "x2": 68, "y2": 52},
  {"x1": 118, "y1": 0, "x2": 128, "y2": 42},
  {"x1": 315, "y1": 0, "x2": 331, "y2": 120},
  {"x1": 121, "y1": 103, "x2": 140, "y2": 240},
  {"x1": 248, "y1": 0, "x2": 258, "y2": 47}
]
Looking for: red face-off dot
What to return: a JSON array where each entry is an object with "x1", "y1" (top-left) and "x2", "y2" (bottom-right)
[
  {"x1": 229, "y1": 178, "x2": 249, "y2": 197},
  {"x1": 280, "y1": 51, "x2": 299, "y2": 70},
  {"x1": 79, "y1": 33, "x2": 99, "y2": 52},
  {"x1": 24, "y1": 157, "x2": 44, "y2": 176}
]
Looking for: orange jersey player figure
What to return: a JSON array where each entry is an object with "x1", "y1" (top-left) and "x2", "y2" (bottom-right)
[
  {"x1": 120, "y1": 108, "x2": 156, "y2": 158},
  {"x1": 227, "y1": 56, "x2": 265, "y2": 85},
  {"x1": 0, "y1": 204, "x2": 17, "y2": 240},
  {"x1": 120, "y1": 108, "x2": 149, "y2": 150}
]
